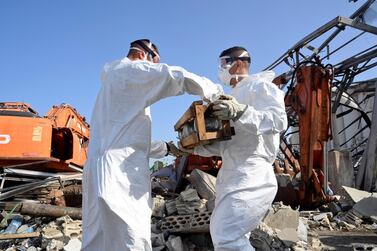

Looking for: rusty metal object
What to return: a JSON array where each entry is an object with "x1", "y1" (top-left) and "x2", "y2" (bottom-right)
[
  {"x1": 278, "y1": 65, "x2": 335, "y2": 208},
  {"x1": 63, "y1": 184, "x2": 82, "y2": 208},
  {"x1": 0, "y1": 202, "x2": 82, "y2": 219},
  {"x1": 185, "y1": 155, "x2": 222, "y2": 173},
  {"x1": 46, "y1": 104, "x2": 90, "y2": 167}
]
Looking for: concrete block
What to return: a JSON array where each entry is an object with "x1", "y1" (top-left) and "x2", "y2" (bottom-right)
[
  {"x1": 175, "y1": 189, "x2": 206, "y2": 215},
  {"x1": 180, "y1": 188, "x2": 200, "y2": 202},
  {"x1": 264, "y1": 205, "x2": 299, "y2": 229},
  {"x1": 62, "y1": 218, "x2": 82, "y2": 238},
  {"x1": 262, "y1": 205, "x2": 300, "y2": 247},
  {"x1": 165, "y1": 199, "x2": 177, "y2": 216},
  {"x1": 46, "y1": 239, "x2": 64, "y2": 251},
  {"x1": 161, "y1": 211, "x2": 211, "y2": 233},
  {"x1": 297, "y1": 219, "x2": 308, "y2": 242},
  {"x1": 312, "y1": 212, "x2": 332, "y2": 222},
  {"x1": 353, "y1": 196, "x2": 377, "y2": 222},
  {"x1": 64, "y1": 238, "x2": 82, "y2": 251},
  {"x1": 176, "y1": 198, "x2": 206, "y2": 215},
  {"x1": 187, "y1": 169, "x2": 216, "y2": 200},
  {"x1": 343, "y1": 186, "x2": 377, "y2": 203},
  {"x1": 151, "y1": 233, "x2": 165, "y2": 247},
  {"x1": 342, "y1": 209, "x2": 363, "y2": 226},
  {"x1": 328, "y1": 150, "x2": 354, "y2": 188},
  {"x1": 152, "y1": 195, "x2": 166, "y2": 217},
  {"x1": 42, "y1": 227, "x2": 63, "y2": 239},
  {"x1": 166, "y1": 235, "x2": 183, "y2": 251},
  {"x1": 249, "y1": 222, "x2": 286, "y2": 250}
]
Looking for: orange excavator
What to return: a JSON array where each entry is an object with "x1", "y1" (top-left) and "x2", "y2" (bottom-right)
[{"x1": 0, "y1": 102, "x2": 90, "y2": 172}]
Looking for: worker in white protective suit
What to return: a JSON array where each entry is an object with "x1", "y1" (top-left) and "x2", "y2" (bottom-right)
[
  {"x1": 181, "y1": 46, "x2": 288, "y2": 250},
  {"x1": 82, "y1": 39, "x2": 222, "y2": 251}
]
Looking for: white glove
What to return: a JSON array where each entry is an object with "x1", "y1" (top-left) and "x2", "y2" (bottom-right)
[
  {"x1": 212, "y1": 94, "x2": 247, "y2": 121},
  {"x1": 166, "y1": 141, "x2": 192, "y2": 157}
]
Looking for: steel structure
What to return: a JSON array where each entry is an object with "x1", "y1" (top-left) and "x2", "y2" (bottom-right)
[{"x1": 266, "y1": 0, "x2": 377, "y2": 206}]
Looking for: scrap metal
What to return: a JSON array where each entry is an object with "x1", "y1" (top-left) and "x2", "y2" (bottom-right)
[{"x1": 266, "y1": 0, "x2": 377, "y2": 207}]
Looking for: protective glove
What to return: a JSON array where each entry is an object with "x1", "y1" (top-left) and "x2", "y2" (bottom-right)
[
  {"x1": 166, "y1": 141, "x2": 192, "y2": 157},
  {"x1": 211, "y1": 94, "x2": 247, "y2": 121}
]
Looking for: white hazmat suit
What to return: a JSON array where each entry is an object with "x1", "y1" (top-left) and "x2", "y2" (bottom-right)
[
  {"x1": 194, "y1": 71, "x2": 287, "y2": 251},
  {"x1": 82, "y1": 57, "x2": 221, "y2": 250}
]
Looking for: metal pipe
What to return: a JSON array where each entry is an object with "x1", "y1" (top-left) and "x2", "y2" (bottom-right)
[
  {"x1": 323, "y1": 142, "x2": 329, "y2": 195},
  {"x1": 0, "y1": 202, "x2": 82, "y2": 220}
]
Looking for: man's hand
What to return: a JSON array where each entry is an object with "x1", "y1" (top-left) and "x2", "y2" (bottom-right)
[
  {"x1": 166, "y1": 141, "x2": 193, "y2": 157},
  {"x1": 212, "y1": 94, "x2": 247, "y2": 121}
]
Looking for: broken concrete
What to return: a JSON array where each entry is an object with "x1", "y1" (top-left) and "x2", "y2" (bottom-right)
[
  {"x1": 151, "y1": 233, "x2": 165, "y2": 247},
  {"x1": 186, "y1": 169, "x2": 216, "y2": 200},
  {"x1": 46, "y1": 239, "x2": 64, "y2": 251},
  {"x1": 166, "y1": 235, "x2": 184, "y2": 251},
  {"x1": 63, "y1": 237, "x2": 81, "y2": 251},
  {"x1": 152, "y1": 195, "x2": 166, "y2": 217},
  {"x1": 328, "y1": 150, "x2": 354, "y2": 188},
  {"x1": 175, "y1": 189, "x2": 207, "y2": 215},
  {"x1": 262, "y1": 203, "x2": 300, "y2": 246},
  {"x1": 312, "y1": 212, "x2": 332, "y2": 222},
  {"x1": 343, "y1": 186, "x2": 377, "y2": 203},
  {"x1": 297, "y1": 219, "x2": 308, "y2": 243},
  {"x1": 165, "y1": 199, "x2": 177, "y2": 216},
  {"x1": 353, "y1": 196, "x2": 377, "y2": 222},
  {"x1": 42, "y1": 227, "x2": 63, "y2": 239},
  {"x1": 249, "y1": 222, "x2": 287, "y2": 250},
  {"x1": 161, "y1": 211, "x2": 211, "y2": 233}
]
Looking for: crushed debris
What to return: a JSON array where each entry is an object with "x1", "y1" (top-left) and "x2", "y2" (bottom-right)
[{"x1": 0, "y1": 168, "x2": 377, "y2": 250}]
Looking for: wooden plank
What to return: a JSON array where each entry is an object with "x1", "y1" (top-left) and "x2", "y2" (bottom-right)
[
  {"x1": 174, "y1": 101, "x2": 203, "y2": 131},
  {"x1": 181, "y1": 133, "x2": 199, "y2": 148},
  {"x1": 0, "y1": 232, "x2": 40, "y2": 240},
  {"x1": 195, "y1": 105, "x2": 207, "y2": 140},
  {"x1": 201, "y1": 131, "x2": 220, "y2": 141},
  {"x1": 174, "y1": 107, "x2": 194, "y2": 131}
]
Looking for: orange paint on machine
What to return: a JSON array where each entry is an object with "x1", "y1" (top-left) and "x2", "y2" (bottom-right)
[{"x1": 0, "y1": 102, "x2": 90, "y2": 172}]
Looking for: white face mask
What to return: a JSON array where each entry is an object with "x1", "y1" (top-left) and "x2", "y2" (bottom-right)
[{"x1": 217, "y1": 62, "x2": 236, "y2": 86}]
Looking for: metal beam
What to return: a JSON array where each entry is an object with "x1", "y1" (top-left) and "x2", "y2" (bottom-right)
[
  {"x1": 338, "y1": 16, "x2": 377, "y2": 35},
  {"x1": 265, "y1": 17, "x2": 344, "y2": 70},
  {"x1": 334, "y1": 48, "x2": 377, "y2": 73}
]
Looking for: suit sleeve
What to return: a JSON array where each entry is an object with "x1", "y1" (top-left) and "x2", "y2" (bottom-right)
[
  {"x1": 236, "y1": 81, "x2": 287, "y2": 135},
  {"x1": 113, "y1": 61, "x2": 222, "y2": 107},
  {"x1": 149, "y1": 140, "x2": 168, "y2": 159}
]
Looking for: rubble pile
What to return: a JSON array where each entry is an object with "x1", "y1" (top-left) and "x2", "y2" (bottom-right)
[
  {"x1": 150, "y1": 169, "x2": 216, "y2": 250},
  {"x1": 0, "y1": 215, "x2": 82, "y2": 251},
  {"x1": 0, "y1": 168, "x2": 377, "y2": 250}
]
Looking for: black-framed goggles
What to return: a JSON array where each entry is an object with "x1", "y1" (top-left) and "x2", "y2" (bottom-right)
[{"x1": 219, "y1": 55, "x2": 251, "y2": 69}]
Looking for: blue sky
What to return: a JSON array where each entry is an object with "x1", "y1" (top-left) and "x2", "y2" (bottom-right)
[{"x1": 0, "y1": 0, "x2": 369, "y2": 162}]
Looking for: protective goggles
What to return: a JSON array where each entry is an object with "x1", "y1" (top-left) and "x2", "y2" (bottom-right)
[{"x1": 218, "y1": 51, "x2": 251, "y2": 69}]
